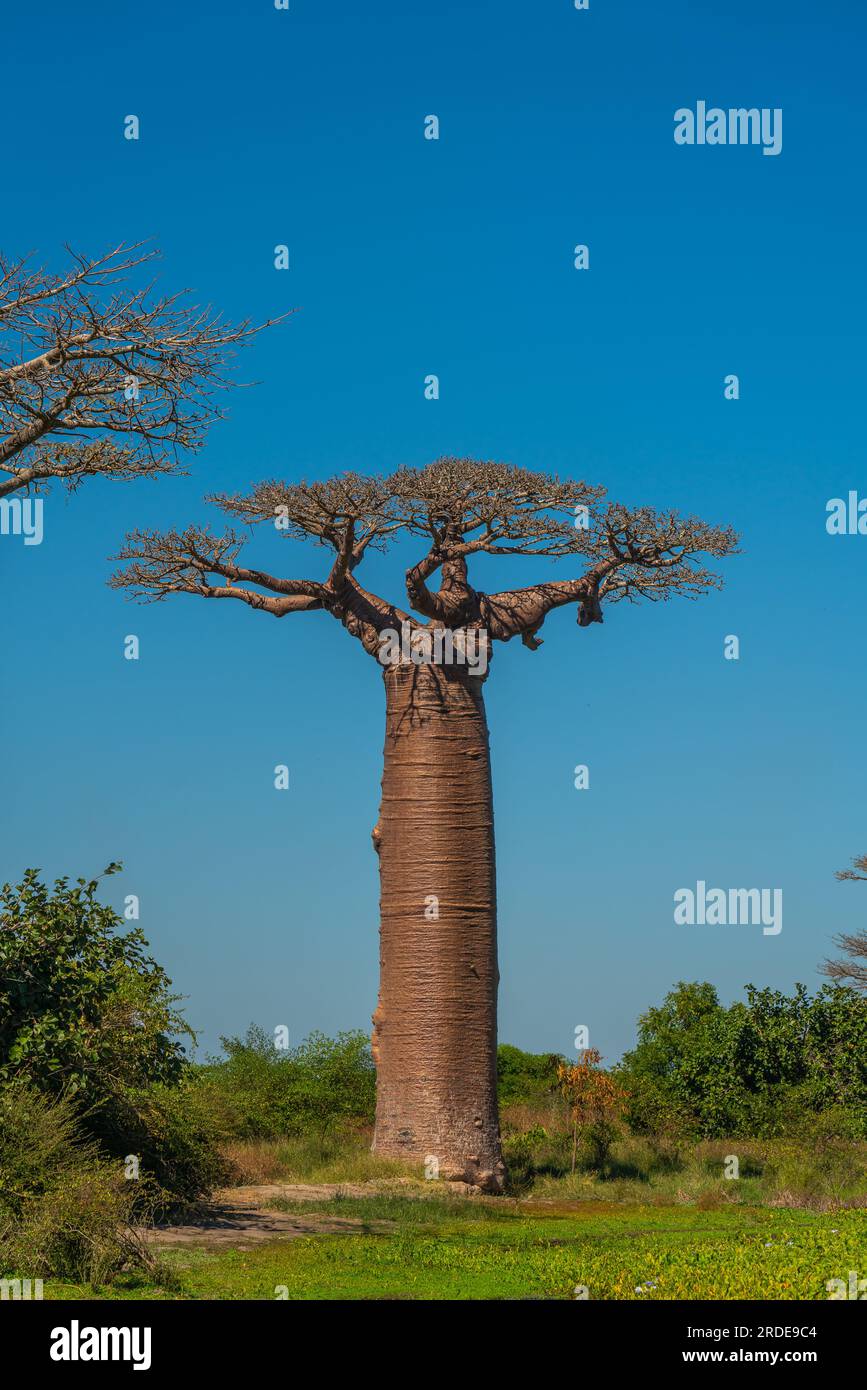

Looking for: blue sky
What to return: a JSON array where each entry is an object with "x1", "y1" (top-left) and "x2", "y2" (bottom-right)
[{"x1": 4, "y1": 0, "x2": 867, "y2": 1063}]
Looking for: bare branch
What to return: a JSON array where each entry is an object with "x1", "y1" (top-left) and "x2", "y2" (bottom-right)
[
  {"x1": 0, "y1": 242, "x2": 292, "y2": 498},
  {"x1": 480, "y1": 501, "x2": 738, "y2": 645},
  {"x1": 110, "y1": 521, "x2": 409, "y2": 657},
  {"x1": 110, "y1": 460, "x2": 738, "y2": 665},
  {"x1": 819, "y1": 853, "x2": 867, "y2": 991},
  {"x1": 822, "y1": 930, "x2": 867, "y2": 990},
  {"x1": 835, "y1": 852, "x2": 867, "y2": 883},
  {"x1": 387, "y1": 457, "x2": 606, "y2": 557},
  {"x1": 212, "y1": 474, "x2": 400, "y2": 561}
]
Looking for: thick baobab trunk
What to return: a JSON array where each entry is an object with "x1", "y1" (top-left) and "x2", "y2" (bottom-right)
[{"x1": 370, "y1": 658, "x2": 505, "y2": 1191}]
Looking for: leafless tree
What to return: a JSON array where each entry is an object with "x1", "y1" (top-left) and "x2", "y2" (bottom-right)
[
  {"x1": 0, "y1": 242, "x2": 287, "y2": 501},
  {"x1": 112, "y1": 456, "x2": 739, "y2": 1189},
  {"x1": 822, "y1": 853, "x2": 867, "y2": 991}
]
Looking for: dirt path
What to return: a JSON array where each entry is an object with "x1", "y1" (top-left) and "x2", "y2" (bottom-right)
[
  {"x1": 143, "y1": 1181, "x2": 638, "y2": 1249},
  {"x1": 144, "y1": 1205, "x2": 374, "y2": 1249},
  {"x1": 143, "y1": 1180, "x2": 429, "y2": 1250},
  {"x1": 141, "y1": 1179, "x2": 555, "y2": 1250},
  {"x1": 219, "y1": 1182, "x2": 406, "y2": 1207}
]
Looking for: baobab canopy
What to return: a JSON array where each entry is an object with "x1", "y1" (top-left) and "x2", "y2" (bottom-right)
[
  {"x1": 113, "y1": 457, "x2": 738, "y2": 1191},
  {"x1": 112, "y1": 456, "x2": 739, "y2": 656}
]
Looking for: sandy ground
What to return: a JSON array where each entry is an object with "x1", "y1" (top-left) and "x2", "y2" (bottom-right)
[{"x1": 142, "y1": 1180, "x2": 473, "y2": 1249}]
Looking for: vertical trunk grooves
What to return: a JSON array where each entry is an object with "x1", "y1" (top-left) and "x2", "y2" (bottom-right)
[{"x1": 371, "y1": 659, "x2": 504, "y2": 1191}]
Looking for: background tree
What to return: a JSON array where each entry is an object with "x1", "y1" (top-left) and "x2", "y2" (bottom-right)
[
  {"x1": 0, "y1": 242, "x2": 284, "y2": 502},
  {"x1": 111, "y1": 456, "x2": 738, "y2": 1189},
  {"x1": 822, "y1": 852, "x2": 867, "y2": 990},
  {"x1": 618, "y1": 980, "x2": 867, "y2": 1138}
]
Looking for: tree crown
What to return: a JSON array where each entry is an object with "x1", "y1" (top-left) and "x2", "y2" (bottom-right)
[{"x1": 112, "y1": 457, "x2": 739, "y2": 661}]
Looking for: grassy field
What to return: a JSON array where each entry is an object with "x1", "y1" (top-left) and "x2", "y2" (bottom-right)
[
  {"x1": 220, "y1": 1127, "x2": 867, "y2": 1213},
  {"x1": 19, "y1": 1119, "x2": 867, "y2": 1301},
  {"x1": 5, "y1": 915, "x2": 865, "y2": 1303},
  {"x1": 42, "y1": 1196, "x2": 866, "y2": 1301}
]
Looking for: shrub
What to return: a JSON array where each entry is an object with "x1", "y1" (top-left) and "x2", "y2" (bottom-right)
[
  {"x1": 497, "y1": 1045, "x2": 562, "y2": 1107},
  {"x1": 8, "y1": 1164, "x2": 148, "y2": 1285},
  {"x1": 0, "y1": 1085, "x2": 90, "y2": 1221},
  {"x1": 557, "y1": 1050, "x2": 626, "y2": 1173},
  {"x1": 0, "y1": 867, "x2": 191, "y2": 1107},
  {"x1": 0, "y1": 1086, "x2": 154, "y2": 1285},
  {"x1": 199, "y1": 1026, "x2": 376, "y2": 1140},
  {"x1": 0, "y1": 868, "x2": 227, "y2": 1211},
  {"x1": 95, "y1": 1078, "x2": 232, "y2": 1215},
  {"x1": 762, "y1": 1138, "x2": 867, "y2": 1205},
  {"x1": 502, "y1": 1124, "x2": 573, "y2": 1190},
  {"x1": 617, "y1": 980, "x2": 867, "y2": 1140}
]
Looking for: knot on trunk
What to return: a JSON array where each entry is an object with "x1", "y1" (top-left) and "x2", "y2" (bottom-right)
[{"x1": 371, "y1": 1001, "x2": 384, "y2": 1066}]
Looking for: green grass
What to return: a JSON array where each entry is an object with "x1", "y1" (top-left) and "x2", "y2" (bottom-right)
[
  {"x1": 222, "y1": 1126, "x2": 867, "y2": 1209},
  {"x1": 502, "y1": 1124, "x2": 867, "y2": 1206},
  {"x1": 41, "y1": 1201, "x2": 866, "y2": 1301},
  {"x1": 267, "y1": 1192, "x2": 518, "y2": 1222},
  {"x1": 221, "y1": 1133, "x2": 412, "y2": 1185}
]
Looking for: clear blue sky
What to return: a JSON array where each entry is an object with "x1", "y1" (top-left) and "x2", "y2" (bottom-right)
[{"x1": 4, "y1": 0, "x2": 866, "y2": 1063}]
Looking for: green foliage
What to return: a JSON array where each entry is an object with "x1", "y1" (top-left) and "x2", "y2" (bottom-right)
[
  {"x1": 7, "y1": 1165, "x2": 147, "y2": 1285},
  {"x1": 618, "y1": 981, "x2": 867, "y2": 1139},
  {"x1": 46, "y1": 1204, "x2": 867, "y2": 1302},
  {"x1": 223, "y1": 1133, "x2": 407, "y2": 1184},
  {"x1": 97, "y1": 1078, "x2": 232, "y2": 1214},
  {"x1": 0, "y1": 1086, "x2": 152, "y2": 1284},
  {"x1": 503, "y1": 1125, "x2": 573, "y2": 1188},
  {"x1": 0, "y1": 868, "x2": 224, "y2": 1210},
  {"x1": 0, "y1": 1085, "x2": 95, "y2": 1220},
  {"x1": 199, "y1": 1025, "x2": 376, "y2": 1139},
  {"x1": 0, "y1": 867, "x2": 191, "y2": 1105},
  {"x1": 496, "y1": 1044, "x2": 562, "y2": 1106}
]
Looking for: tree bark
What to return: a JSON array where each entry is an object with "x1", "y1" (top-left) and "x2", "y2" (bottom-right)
[{"x1": 370, "y1": 658, "x2": 505, "y2": 1191}]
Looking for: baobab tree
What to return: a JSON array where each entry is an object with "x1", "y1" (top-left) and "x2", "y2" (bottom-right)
[
  {"x1": 111, "y1": 458, "x2": 738, "y2": 1190},
  {"x1": 0, "y1": 242, "x2": 285, "y2": 506}
]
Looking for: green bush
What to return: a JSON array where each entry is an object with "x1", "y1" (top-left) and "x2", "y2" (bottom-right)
[
  {"x1": 617, "y1": 981, "x2": 867, "y2": 1139},
  {"x1": 199, "y1": 1026, "x2": 376, "y2": 1140},
  {"x1": 0, "y1": 1084, "x2": 89, "y2": 1220},
  {"x1": 0, "y1": 868, "x2": 224, "y2": 1211},
  {"x1": 7, "y1": 1164, "x2": 147, "y2": 1285},
  {"x1": 761, "y1": 1137, "x2": 867, "y2": 1203},
  {"x1": 0, "y1": 1086, "x2": 153, "y2": 1285},
  {"x1": 503, "y1": 1123, "x2": 574, "y2": 1189},
  {"x1": 95, "y1": 1078, "x2": 232, "y2": 1215},
  {"x1": 0, "y1": 867, "x2": 191, "y2": 1105},
  {"x1": 497, "y1": 1044, "x2": 562, "y2": 1107}
]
